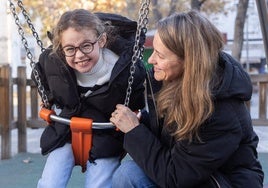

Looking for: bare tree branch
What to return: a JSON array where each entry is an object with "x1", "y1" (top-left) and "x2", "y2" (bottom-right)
[
  {"x1": 191, "y1": 0, "x2": 207, "y2": 10},
  {"x1": 151, "y1": 0, "x2": 162, "y2": 23},
  {"x1": 232, "y1": 0, "x2": 249, "y2": 62},
  {"x1": 168, "y1": 0, "x2": 178, "y2": 16}
]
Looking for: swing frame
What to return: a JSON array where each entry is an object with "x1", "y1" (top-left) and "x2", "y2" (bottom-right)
[{"x1": 8, "y1": 0, "x2": 150, "y2": 172}]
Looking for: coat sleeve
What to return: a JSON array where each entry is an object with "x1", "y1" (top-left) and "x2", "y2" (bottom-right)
[{"x1": 123, "y1": 100, "x2": 243, "y2": 187}]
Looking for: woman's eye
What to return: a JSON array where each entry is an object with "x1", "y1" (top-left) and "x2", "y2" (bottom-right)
[
  {"x1": 154, "y1": 51, "x2": 164, "y2": 59},
  {"x1": 157, "y1": 53, "x2": 165, "y2": 59}
]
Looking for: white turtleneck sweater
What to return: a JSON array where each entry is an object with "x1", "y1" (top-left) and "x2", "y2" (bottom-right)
[{"x1": 75, "y1": 48, "x2": 119, "y2": 96}]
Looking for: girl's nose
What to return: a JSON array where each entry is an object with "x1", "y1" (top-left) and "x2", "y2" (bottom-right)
[{"x1": 75, "y1": 48, "x2": 85, "y2": 58}]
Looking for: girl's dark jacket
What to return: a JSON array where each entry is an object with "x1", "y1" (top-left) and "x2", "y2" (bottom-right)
[
  {"x1": 124, "y1": 52, "x2": 264, "y2": 188},
  {"x1": 33, "y1": 13, "x2": 146, "y2": 160}
]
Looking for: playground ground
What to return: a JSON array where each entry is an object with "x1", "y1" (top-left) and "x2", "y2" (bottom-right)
[{"x1": 0, "y1": 126, "x2": 267, "y2": 188}]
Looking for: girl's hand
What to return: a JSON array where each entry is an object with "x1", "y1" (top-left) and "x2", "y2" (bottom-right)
[{"x1": 110, "y1": 104, "x2": 140, "y2": 133}]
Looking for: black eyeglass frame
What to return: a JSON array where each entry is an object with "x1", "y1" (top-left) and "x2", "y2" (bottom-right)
[{"x1": 61, "y1": 34, "x2": 102, "y2": 57}]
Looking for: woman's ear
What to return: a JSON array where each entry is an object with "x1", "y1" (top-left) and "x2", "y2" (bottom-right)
[{"x1": 98, "y1": 33, "x2": 107, "y2": 48}]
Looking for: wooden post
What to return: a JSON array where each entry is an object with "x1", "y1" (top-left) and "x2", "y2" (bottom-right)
[
  {"x1": 258, "y1": 82, "x2": 267, "y2": 120},
  {"x1": 17, "y1": 66, "x2": 27, "y2": 153},
  {"x1": 30, "y1": 81, "x2": 38, "y2": 120},
  {"x1": 27, "y1": 79, "x2": 46, "y2": 128},
  {"x1": 0, "y1": 64, "x2": 12, "y2": 159},
  {"x1": 250, "y1": 74, "x2": 268, "y2": 125}
]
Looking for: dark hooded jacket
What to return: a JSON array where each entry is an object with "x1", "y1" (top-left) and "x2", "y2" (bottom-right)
[
  {"x1": 33, "y1": 13, "x2": 146, "y2": 159},
  {"x1": 123, "y1": 52, "x2": 264, "y2": 187}
]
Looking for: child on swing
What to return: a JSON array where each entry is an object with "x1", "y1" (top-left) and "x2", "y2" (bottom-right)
[{"x1": 35, "y1": 9, "x2": 145, "y2": 188}]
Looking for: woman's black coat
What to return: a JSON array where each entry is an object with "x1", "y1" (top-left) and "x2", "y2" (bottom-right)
[{"x1": 123, "y1": 52, "x2": 264, "y2": 187}]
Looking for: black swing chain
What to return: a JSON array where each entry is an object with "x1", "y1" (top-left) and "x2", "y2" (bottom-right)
[
  {"x1": 124, "y1": 0, "x2": 150, "y2": 107},
  {"x1": 16, "y1": 0, "x2": 46, "y2": 53},
  {"x1": 8, "y1": 0, "x2": 50, "y2": 108}
]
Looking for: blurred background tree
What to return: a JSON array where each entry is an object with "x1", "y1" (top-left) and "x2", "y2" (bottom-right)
[
  {"x1": 22, "y1": 0, "x2": 126, "y2": 42},
  {"x1": 232, "y1": 0, "x2": 249, "y2": 61},
  {"x1": 20, "y1": 0, "x2": 229, "y2": 42},
  {"x1": 10, "y1": 0, "x2": 250, "y2": 64}
]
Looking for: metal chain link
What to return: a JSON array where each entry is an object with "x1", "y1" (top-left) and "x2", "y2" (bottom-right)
[
  {"x1": 8, "y1": 0, "x2": 50, "y2": 108},
  {"x1": 17, "y1": 0, "x2": 46, "y2": 53},
  {"x1": 124, "y1": 0, "x2": 150, "y2": 106}
]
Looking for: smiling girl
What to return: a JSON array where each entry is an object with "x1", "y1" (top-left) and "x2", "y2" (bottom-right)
[{"x1": 35, "y1": 9, "x2": 146, "y2": 188}]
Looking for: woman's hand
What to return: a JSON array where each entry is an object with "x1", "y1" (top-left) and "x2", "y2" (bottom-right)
[{"x1": 110, "y1": 104, "x2": 140, "y2": 133}]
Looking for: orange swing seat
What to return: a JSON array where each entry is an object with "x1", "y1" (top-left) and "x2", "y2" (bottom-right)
[
  {"x1": 70, "y1": 117, "x2": 92, "y2": 172},
  {"x1": 39, "y1": 108, "x2": 93, "y2": 172}
]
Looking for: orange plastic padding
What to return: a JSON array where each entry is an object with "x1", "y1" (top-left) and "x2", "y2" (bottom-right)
[
  {"x1": 39, "y1": 108, "x2": 56, "y2": 124},
  {"x1": 70, "y1": 117, "x2": 93, "y2": 173}
]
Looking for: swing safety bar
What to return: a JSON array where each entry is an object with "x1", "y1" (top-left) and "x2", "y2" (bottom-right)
[
  {"x1": 39, "y1": 108, "x2": 115, "y2": 129},
  {"x1": 39, "y1": 108, "x2": 115, "y2": 172}
]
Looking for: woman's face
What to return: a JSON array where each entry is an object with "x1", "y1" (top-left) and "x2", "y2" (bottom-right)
[
  {"x1": 148, "y1": 31, "x2": 184, "y2": 81},
  {"x1": 61, "y1": 28, "x2": 105, "y2": 73}
]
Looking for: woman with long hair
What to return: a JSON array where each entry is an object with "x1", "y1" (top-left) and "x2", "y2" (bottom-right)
[{"x1": 110, "y1": 10, "x2": 264, "y2": 188}]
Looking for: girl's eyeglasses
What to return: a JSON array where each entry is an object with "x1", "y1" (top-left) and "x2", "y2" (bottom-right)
[{"x1": 62, "y1": 34, "x2": 102, "y2": 57}]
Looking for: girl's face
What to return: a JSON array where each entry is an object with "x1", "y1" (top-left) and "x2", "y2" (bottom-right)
[
  {"x1": 61, "y1": 28, "x2": 106, "y2": 73},
  {"x1": 148, "y1": 31, "x2": 184, "y2": 81}
]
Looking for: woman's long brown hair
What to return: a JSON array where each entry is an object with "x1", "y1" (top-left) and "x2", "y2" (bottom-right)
[{"x1": 156, "y1": 10, "x2": 224, "y2": 141}]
